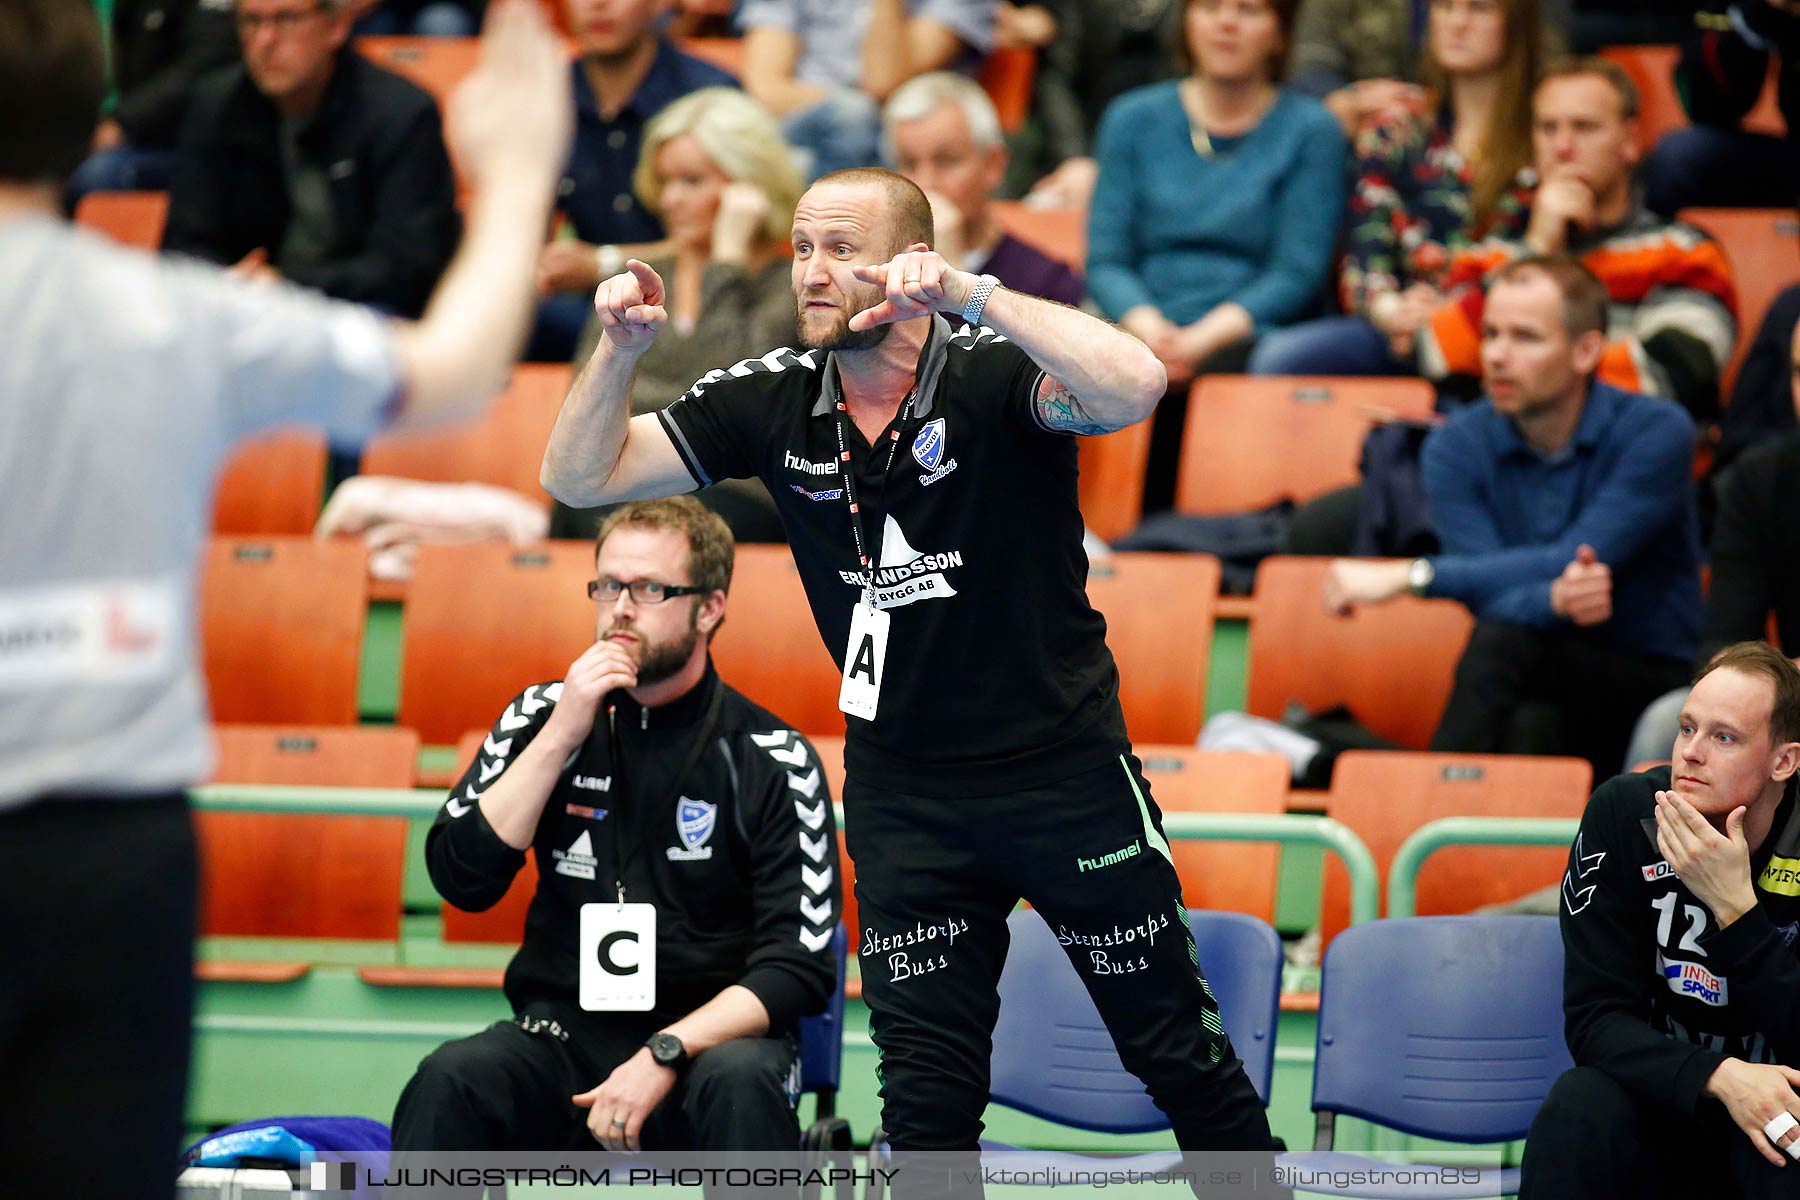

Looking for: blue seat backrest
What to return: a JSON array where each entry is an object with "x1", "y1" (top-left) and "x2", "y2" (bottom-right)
[
  {"x1": 989, "y1": 908, "x2": 1282, "y2": 1133},
  {"x1": 797, "y1": 923, "x2": 848, "y2": 1095},
  {"x1": 1312, "y1": 915, "x2": 1574, "y2": 1143}
]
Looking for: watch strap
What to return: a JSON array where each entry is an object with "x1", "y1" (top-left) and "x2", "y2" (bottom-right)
[{"x1": 960, "y1": 273, "x2": 1001, "y2": 325}]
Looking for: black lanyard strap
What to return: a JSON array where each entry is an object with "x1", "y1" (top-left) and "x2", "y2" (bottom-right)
[
  {"x1": 832, "y1": 387, "x2": 917, "y2": 586},
  {"x1": 603, "y1": 681, "x2": 724, "y2": 903}
]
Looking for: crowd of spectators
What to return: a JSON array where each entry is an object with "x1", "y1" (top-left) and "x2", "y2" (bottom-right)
[{"x1": 76, "y1": 0, "x2": 1800, "y2": 771}]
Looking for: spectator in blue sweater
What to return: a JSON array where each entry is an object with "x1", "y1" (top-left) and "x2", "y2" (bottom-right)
[
  {"x1": 1322, "y1": 257, "x2": 1701, "y2": 778},
  {"x1": 1087, "y1": 0, "x2": 1346, "y2": 512}
]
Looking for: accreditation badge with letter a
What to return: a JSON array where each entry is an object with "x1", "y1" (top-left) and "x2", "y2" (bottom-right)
[{"x1": 838, "y1": 593, "x2": 889, "y2": 721}]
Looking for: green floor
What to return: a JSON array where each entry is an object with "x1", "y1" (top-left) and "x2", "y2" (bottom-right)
[{"x1": 191, "y1": 959, "x2": 1325, "y2": 1153}]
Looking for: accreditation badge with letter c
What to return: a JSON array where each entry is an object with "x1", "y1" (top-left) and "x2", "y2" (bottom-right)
[{"x1": 579, "y1": 903, "x2": 657, "y2": 1010}]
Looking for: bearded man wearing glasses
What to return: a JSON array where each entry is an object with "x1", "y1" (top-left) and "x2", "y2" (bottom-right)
[{"x1": 393, "y1": 495, "x2": 842, "y2": 1164}]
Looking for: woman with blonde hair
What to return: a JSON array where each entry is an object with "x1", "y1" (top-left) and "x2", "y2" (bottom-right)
[
  {"x1": 560, "y1": 87, "x2": 801, "y2": 542},
  {"x1": 1249, "y1": 0, "x2": 1544, "y2": 376}
]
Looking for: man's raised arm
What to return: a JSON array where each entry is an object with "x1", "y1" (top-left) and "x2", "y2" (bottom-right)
[
  {"x1": 387, "y1": 0, "x2": 571, "y2": 427},
  {"x1": 848, "y1": 246, "x2": 1167, "y2": 434},
  {"x1": 540, "y1": 260, "x2": 697, "y2": 507}
]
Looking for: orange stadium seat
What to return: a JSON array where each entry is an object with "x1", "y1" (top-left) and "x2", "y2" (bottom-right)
[
  {"x1": 990, "y1": 200, "x2": 1085, "y2": 272},
  {"x1": 399, "y1": 540, "x2": 596, "y2": 744},
  {"x1": 1599, "y1": 45, "x2": 1785, "y2": 154},
  {"x1": 712, "y1": 544, "x2": 847, "y2": 738},
  {"x1": 1138, "y1": 746, "x2": 1289, "y2": 923},
  {"x1": 73, "y1": 189, "x2": 169, "y2": 248},
  {"x1": 1176, "y1": 375, "x2": 1438, "y2": 516},
  {"x1": 200, "y1": 536, "x2": 369, "y2": 725},
  {"x1": 1246, "y1": 556, "x2": 1473, "y2": 750},
  {"x1": 199, "y1": 726, "x2": 418, "y2": 945},
  {"x1": 1077, "y1": 420, "x2": 1153, "y2": 542},
  {"x1": 1087, "y1": 552, "x2": 1217, "y2": 744},
  {"x1": 1677, "y1": 207, "x2": 1800, "y2": 397},
  {"x1": 1318, "y1": 750, "x2": 1592, "y2": 942},
  {"x1": 438, "y1": 856, "x2": 542, "y2": 949},
  {"x1": 360, "y1": 363, "x2": 573, "y2": 502},
  {"x1": 212, "y1": 429, "x2": 330, "y2": 536},
  {"x1": 975, "y1": 46, "x2": 1036, "y2": 134}
]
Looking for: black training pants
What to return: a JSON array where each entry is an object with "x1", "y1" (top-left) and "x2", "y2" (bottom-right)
[
  {"x1": 0, "y1": 794, "x2": 196, "y2": 1200},
  {"x1": 1521, "y1": 1066, "x2": 1800, "y2": 1198},
  {"x1": 1432, "y1": 620, "x2": 1692, "y2": 781},
  {"x1": 391, "y1": 1010, "x2": 800, "y2": 1153},
  {"x1": 846, "y1": 754, "x2": 1274, "y2": 1193}
]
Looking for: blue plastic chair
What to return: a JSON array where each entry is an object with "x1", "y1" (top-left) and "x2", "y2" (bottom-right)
[
  {"x1": 178, "y1": 926, "x2": 853, "y2": 1199},
  {"x1": 1290, "y1": 915, "x2": 1573, "y2": 1198},
  {"x1": 798, "y1": 922, "x2": 850, "y2": 1154},
  {"x1": 869, "y1": 906, "x2": 1282, "y2": 1184}
]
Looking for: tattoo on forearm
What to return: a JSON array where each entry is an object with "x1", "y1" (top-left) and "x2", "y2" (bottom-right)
[{"x1": 1034, "y1": 375, "x2": 1112, "y2": 435}]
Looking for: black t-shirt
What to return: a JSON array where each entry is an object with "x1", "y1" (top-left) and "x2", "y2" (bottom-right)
[{"x1": 659, "y1": 315, "x2": 1129, "y2": 796}]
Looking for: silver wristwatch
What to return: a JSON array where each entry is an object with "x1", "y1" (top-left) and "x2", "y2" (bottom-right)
[
  {"x1": 960, "y1": 273, "x2": 1001, "y2": 325},
  {"x1": 1407, "y1": 557, "x2": 1435, "y2": 597}
]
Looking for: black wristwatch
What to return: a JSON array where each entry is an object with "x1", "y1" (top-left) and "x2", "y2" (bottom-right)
[{"x1": 645, "y1": 1032, "x2": 688, "y2": 1072}]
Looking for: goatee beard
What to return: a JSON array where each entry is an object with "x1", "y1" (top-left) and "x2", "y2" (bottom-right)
[{"x1": 797, "y1": 306, "x2": 892, "y2": 352}]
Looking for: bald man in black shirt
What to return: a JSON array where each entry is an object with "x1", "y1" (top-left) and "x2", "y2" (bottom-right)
[{"x1": 542, "y1": 167, "x2": 1276, "y2": 1195}]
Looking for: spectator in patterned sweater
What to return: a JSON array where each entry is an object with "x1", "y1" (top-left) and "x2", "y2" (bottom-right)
[
  {"x1": 1417, "y1": 57, "x2": 1738, "y2": 420},
  {"x1": 1250, "y1": 0, "x2": 1544, "y2": 376}
]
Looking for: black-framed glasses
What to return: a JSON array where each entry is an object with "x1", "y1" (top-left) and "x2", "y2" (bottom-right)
[
  {"x1": 235, "y1": 3, "x2": 328, "y2": 35},
  {"x1": 587, "y1": 578, "x2": 708, "y2": 605}
]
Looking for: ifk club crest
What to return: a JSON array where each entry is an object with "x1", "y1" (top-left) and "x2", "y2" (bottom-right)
[
  {"x1": 910, "y1": 418, "x2": 957, "y2": 486},
  {"x1": 669, "y1": 796, "x2": 717, "y2": 861}
]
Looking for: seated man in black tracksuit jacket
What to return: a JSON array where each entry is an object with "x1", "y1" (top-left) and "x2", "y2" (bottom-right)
[
  {"x1": 1523, "y1": 642, "x2": 1800, "y2": 1199},
  {"x1": 392, "y1": 496, "x2": 841, "y2": 1156},
  {"x1": 162, "y1": 0, "x2": 458, "y2": 317}
]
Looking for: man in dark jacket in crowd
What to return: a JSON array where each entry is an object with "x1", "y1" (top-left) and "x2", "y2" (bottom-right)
[
  {"x1": 66, "y1": 0, "x2": 239, "y2": 206},
  {"x1": 162, "y1": 0, "x2": 458, "y2": 317}
]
